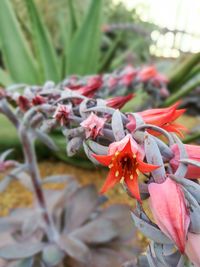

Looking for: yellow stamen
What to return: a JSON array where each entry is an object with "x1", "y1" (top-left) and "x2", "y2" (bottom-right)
[
  {"x1": 115, "y1": 151, "x2": 119, "y2": 157},
  {"x1": 133, "y1": 154, "x2": 136, "y2": 158},
  {"x1": 115, "y1": 170, "x2": 119, "y2": 177},
  {"x1": 120, "y1": 177, "x2": 125, "y2": 183},
  {"x1": 109, "y1": 163, "x2": 113, "y2": 168},
  {"x1": 130, "y1": 175, "x2": 133, "y2": 180},
  {"x1": 136, "y1": 169, "x2": 140, "y2": 175}
]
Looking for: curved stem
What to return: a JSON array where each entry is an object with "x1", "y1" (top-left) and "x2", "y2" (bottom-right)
[{"x1": 19, "y1": 126, "x2": 58, "y2": 241}]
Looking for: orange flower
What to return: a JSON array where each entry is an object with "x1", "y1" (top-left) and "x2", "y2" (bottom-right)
[
  {"x1": 126, "y1": 102, "x2": 186, "y2": 136},
  {"x1": 93, "y1": 134, "x2": 158, "y2": 202}
]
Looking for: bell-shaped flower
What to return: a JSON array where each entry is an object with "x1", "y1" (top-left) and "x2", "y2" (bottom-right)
[
  {"x1": 148, "y1": 178, "x2": 190, "y2": 253},
  {"x1": 121, "y1": 65, "x2": 137, "y2": 86},
  {"x1": 53, "y1": 104, "x2": 72, "y2": 126},
  {"x1": 80, "y1": 112, "x2": 106, "y2": 139},
  {"x1": 170, "y1": 144, "x2": 200, "y2": 179},
  {"x1": 17, "y1": 95, "x2": 31, "y2": 112},
  {"x1": 126, "y1": 102, "x2": 186, "y2": 136},
  {"x1": 32, "y1": 95, "x2": 46, "y2": 106},
  {"x1": 93, "y1": 134, "x2": 158, "y2": 202},
  {"x1": 75, "y1": 76, "x2": 102, "y2": 98},
  {"x1": 186, "y1": 233, "x2": 200, "y2": 266},
  {"x1": 106, "y1": 94, "x2": 134, "y2": 110},
  {"x1": 137, "y1": 65, "x2": 168, "y2": 83}
]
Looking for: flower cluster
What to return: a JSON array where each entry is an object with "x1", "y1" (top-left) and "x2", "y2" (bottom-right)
[
  {"x1": 62, "y1": 64, "x2": 169, "y2": 105},
  {"x1": 0, "y1": 67, "x2": 200, "y2": 266}
]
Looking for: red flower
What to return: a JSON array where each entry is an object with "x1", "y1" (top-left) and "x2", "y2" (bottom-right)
[
  {"x1": 137, "y1": 65, "x2": 168, "y2": 83},
  {"x1": 53, "y1": 104, "x2": 72, "y2": 126},
  {"x1": 106, "y1": 94, "x2": 134, "y2": 110},
  {"x1": 32, "y1": 95, "x2": 46, "y2": 106},
  {"x1": 170, "y1": 144, "x2": 200, "y2": 179},
  {"x1": 149, "y1": 178, "x2": 190, "y2": 253},
  {"x1": 76, "y1": 76, "x2": 102, "y2": 98},
  {"x1": 126, "y1": 102, "x2": 186, "y2": 136},
  {"x1": 93, "y1": 134, "x2": 158, "y2": 201},
  {"x1": 80, "y1": 112, "x2": 106, "y2": 139},
  {"x1": 121, "y1": 65, "x2": 137, "y2": 86},
  {"x1": 17, "y1": 96, "x2": 31, "y2": 112}
]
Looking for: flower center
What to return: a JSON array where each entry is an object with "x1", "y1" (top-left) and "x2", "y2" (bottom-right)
[{"x1": 109, "y1": 151, "x2": 139, "y2": 181}]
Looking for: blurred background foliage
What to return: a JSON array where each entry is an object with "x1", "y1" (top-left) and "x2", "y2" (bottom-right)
[{"x1": 0, "y1": 0, "x2": 154, "y2": 85}]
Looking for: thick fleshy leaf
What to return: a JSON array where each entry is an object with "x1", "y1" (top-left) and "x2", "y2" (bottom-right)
[
  {"x1": 0, "y1": 176, "x2": 11, "y2": 193},
  {"x1": 42, "y1": 175, "x2": 73, "y2": 185},
  {"x1": 66, "y1": 137, "x2": 82, "y2": 156},
  {"x1": 64, "y1": 185, "x2": 99, "y2": 231},
  {"x1": 13, "y1": 258, "x2": 34, "y2": 267},
  {"x1": 144, "y1": 133, "x2": 165, "y2": 183},
  {"x1": 182, "y1": 188, "x2": 200, "y2": 234},
  {"x1": 0, "y1": 242, "x2": 46, "y2": 259},
  {"x1": 0, "y1": 148, "x2": 13, "y2": 161},
  {"x1": 101, "y1": 204, "x2": 136, "y2": 241},
  {"x1": 42, "y1": 244, "x2": 64, "y2": 266},
  {"x1": 34, "y1": 129, "x2": 58, "y2": 151},
  {"x1": 153, "y1": 137, "x2": 174, "y2": 160},
  {"x1": 57, "y1": 235, "x2": 89, "y2": 262},
  {"x1": 70, "y1": 218, "x2": 118, "y2": 244},
  {"x1": 171, "y1": 134, "x2": 188, "y2": 178},
  {"x1": 88, "y1": 140, "x2": 108, "y2": 155},
  {"x1": 131, "y1": 212, "x2": 172, "y2": 245},
  {"x1": 151, "y1": 242, "x2": 169, "y2": 267},
  {"x1": 111, "y1": 109, "x2": 125, "y2": 141},
  {"x1": 83, "y1": 141, "x2": 101, "y2": 165},
  {"x1": 146, "y1": 246, "x2": 160, "y2": 267}
]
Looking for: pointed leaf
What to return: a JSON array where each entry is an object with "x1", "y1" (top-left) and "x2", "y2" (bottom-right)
[
  {"x1": 112, "y1": 109, "x2": 125, "y2": 141},
  {"x1": 65, "y1": 185, "x2": 99, "y2": 231},
  {"x1": 42, "y1": 244, "x2": 64, "y2": 266},
  {"x1": 88, "y1": 140, "x2": 108, "y2": 154},
  {"x1": 0, "y1": 242, "x2": 46, "y2": 259},
  {"x1": 67, "y1": 0, "x2": 102, "y2": 74},
  {"x1": 0, "y1": 0, "x2": 38, "y2": 83},
  {"x1": 34, "y1": 129, "x2": 58, "y2": 151},
  {"x1": 66, "y1": 137, "x2": 82, "y2": 156},
  {"x1": 70, "y1": 218, "x2": 118, "y2": 244},
  {"x1": 24, "y1": 0, "x2": 59, "y2": 82},
  {"x1": 58, "y1": 235, "x2": 89, "y2": 262},
  {"x1": 144, "y1": 133, "x2": 165, "y2": 183},
  {"x1": 131, "y1": 212, "x2": 172, "y2": 244}
]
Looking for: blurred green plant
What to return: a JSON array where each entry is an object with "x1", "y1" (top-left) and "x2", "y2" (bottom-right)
[
  {"x1": 0, "y1": 0, "x2": 152, "y2": 86},
  {"x1": 0, "y1": 0, "x2": 103, "y2": 85}
]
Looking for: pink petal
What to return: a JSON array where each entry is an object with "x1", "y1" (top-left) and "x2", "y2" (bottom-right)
[{"x1": 148, "y1": 178, "x2": 190, "y2": 253}]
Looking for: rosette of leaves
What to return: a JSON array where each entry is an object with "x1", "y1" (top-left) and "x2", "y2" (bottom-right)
[{"x1": 0, "y1": 179, "x2": 139, "y2": 267}]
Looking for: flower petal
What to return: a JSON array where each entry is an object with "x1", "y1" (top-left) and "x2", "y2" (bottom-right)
[
  {"x1": 100, "y1": 170, "x2": 119, "y2": 194},
  {"x1": 137, "y1": 157, "x2": 159, "y2": 173},
  {"x1": 124, "y1": 173, "x2": 141, "y2": 202},
  {"x1": 92, "y1": 154, "x2": 112, "y2": 166}
]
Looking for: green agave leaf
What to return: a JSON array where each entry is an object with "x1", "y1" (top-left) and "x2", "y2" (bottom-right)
[
  {"x1": 25, "y1": 0, "x2": 60, "y2": 82},
  {"x1": 98, "y1": 32, "x2": 122, "y2": 73},
  {"x1": 67, "y1": 0, "x2": 103, "y2": 75},
  {"x1": 0, "y1": 68, "x2": 13, "y2": 86},
  {"x1": 0, "y1": 0, "x2": 38, "y2": 84}
]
